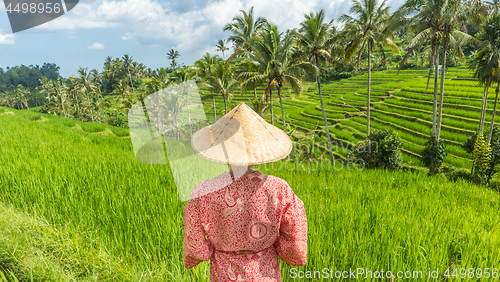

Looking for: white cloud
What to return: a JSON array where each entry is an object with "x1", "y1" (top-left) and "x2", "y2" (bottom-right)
[
  {"x1": 87, "y1": 42, "x2": 105, "y2": 49},
  {"x1": 32, "y1": 0, "x2": 405, "y2": 63},
  {"x1": 0, "y1": 29, "x2": 14, "y2": 44}
]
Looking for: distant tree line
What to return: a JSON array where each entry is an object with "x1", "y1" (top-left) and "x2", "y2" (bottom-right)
[
  {"x1": 0, "y1": 63, "x2": 61, "y2": 108},
  {"x1": 0, "y1": 63, "x2": 61, "y2": 92}
]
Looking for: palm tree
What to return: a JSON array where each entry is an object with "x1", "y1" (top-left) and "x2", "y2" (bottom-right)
[
  {"x1": 206, "y1": 60, "x2": 239, "y2": 116},
  {"x1": 250, "y1": 97, "x2": 271, "y2": 117},
  {"x1": 240, "y1": 24, "x2": 317, "y2": 131},
  {"x1": 237, "y1": 57, "x2": 262, "y2": 100},
  {"x1": 223, "y1": 6, "x2": 268, "y2": 62},
  {"x1": 341, "y1": 0, "x2": 400, "y2": 137},
  {"x1": 139, "y1": 69, "x2": 174, "y2": 133},
  {"x1": 164, "y1": 91, "x2": 186, "y2": 139},
  {"x1": 194, "y1": 53, "x2": 223, "y2": 121},
  {"x1": 486, "y1": 0, "x2": 500, "y2": 16},
  {"x1": 52, "y1": 78, "x2": 69, "y2": 117},
  {"x1": 435, "y1": 5, "x2": 477, "y2": 139},
  {"x1": 394, "y1": 0, "x2": 448, "y2": 92},
  {"x1": 394, "y1": 0, "x2": 451, "y2": 139},
  {"x1": 167, "y1": 49, "x2": 180, "y2": 71},
  {"x1": 112, "y1": 79, "x2": 132, "y2": 107},
  {"x1": 38, "y1": 77, "x2": 59, "y2": 114},
  {"x1": 71, "y1": 67, "x2": 95, "y2": 122},
  {"x1": 294, "y1": 9, "x2": 341, "y2": 166},
  {"x1": 122, "y1": 54, "x2": 136, "y2": 91},
  {"x1": 469, "y1": 14, "x2": 500, "y2": 142},
  {"x1": 215, "y1": 39, "x2": 230, "y2": 60},
  {"x1": 90, "y1": 69, "x2": 104, "y2": 99},
  {"x1": 172, "y1": 66, "x2": 196, "y2": 138},
  {"x1": 14, "y1": 84, "x2": 30, "y2": 110}
]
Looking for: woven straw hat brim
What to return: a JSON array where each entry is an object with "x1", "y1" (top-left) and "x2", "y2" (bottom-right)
[{"x1": 191, "y1": 103, "x2": 292, "y2": 166}]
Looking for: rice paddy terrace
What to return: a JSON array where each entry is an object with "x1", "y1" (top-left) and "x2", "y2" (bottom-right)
[{"x1": 200, "y1": 66, "x2": 497, "y2": 170}]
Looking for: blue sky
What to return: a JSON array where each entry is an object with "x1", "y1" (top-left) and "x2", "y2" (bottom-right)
[{"x1": 0, "y1": 0, "x2": 404, "y2": 78}]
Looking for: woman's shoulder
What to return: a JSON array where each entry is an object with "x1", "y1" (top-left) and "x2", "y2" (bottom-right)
[
  {"x1": 189, "y1": 172, "x2": 231, "y2": 200},
  {"x1": 264, "y1": 174, "x2": 289, "y2": 187},
  {"x1": 262, "y1": 174, "x2": 294, "y2": 196}
]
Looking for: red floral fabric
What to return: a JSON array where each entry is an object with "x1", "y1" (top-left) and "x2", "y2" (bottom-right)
[{"x1": 183, "y1": 170, "x2": 307, "y2": 281}]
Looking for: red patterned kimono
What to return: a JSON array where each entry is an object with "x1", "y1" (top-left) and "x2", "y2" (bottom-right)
[{"x1": 183, "y1": 170, "x2": 307, "y2": 281}]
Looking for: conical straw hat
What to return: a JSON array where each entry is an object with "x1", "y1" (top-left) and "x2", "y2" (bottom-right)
[{"x1": 191, "y1": 102, "x2": 292, "y2": 165}]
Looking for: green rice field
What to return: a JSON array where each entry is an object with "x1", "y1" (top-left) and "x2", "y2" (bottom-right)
[
  {"x1": 200, "y1": 66, "x2": 499, "y2": 170},
  {"x1": 1, "y1": 105, "x2": 500, "y2": 281}
]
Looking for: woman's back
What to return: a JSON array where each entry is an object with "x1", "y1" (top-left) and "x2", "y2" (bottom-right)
[{"x1": 183, "y1": 170, "x2": 307, "y2": 281}]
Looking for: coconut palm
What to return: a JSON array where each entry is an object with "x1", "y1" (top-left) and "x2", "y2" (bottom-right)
[
  {"x1": 194, "y1": 53, "x2": 223, "y2": 121},
  {"x1": 340, "y1": 0, "x2": 400, "y2": 137},
  {"x1": 392, "y1": 0, "x2": 456, "y2": 137},
  {"x1": 14, "y1": 84, "x2": 30, "y2": 110},
  {"x1": 172, "y1": 66, "x2": 196, "y2": 138},
  {"x1": 167, "y1": 49, "x2": 180, "y2": 71},
  {"x1": 294, "y1": 9, "x2": 342, "y2": 166},
  {"x1": 206, "y1": 60, "x2": 239, "y2": 116},
  {"x1": 486, "y1": 0, "x2": 500, "y2": 16},
  {"x1": 164, "y1": 91, "x2": 186, "y2": 139},
  {"x1": 435, "y1": 6, "x2": 477, "y2": 139},
  {"x1": 394, "y1": 0, "x2": 445, "y2": 91},
  {"x1": 237, "y1": 57, "x2": 262, "y2": 100},
  {"x1": 52, "y1": 78, "x2": 69, "y2": 117},
  {"x1": 90, "y1": 69, "x2": 104, "y2": 99},
  {"x1": 71, "y1": 67, "x2": 95, "y2": 122},
  {"x1": 215, "y1": 39, "x2": 230, "y2": 60},
  {"x1": 139, "y1": 69, "x2": 174, "y2": 132},
  {"x1": 469, "y1": 14, "x2": 500, "y2": 142},
  {"x1": 122, "y1": 54, "x2": 136, "y2": 91},
  {"x1": 240, "y1": 24, "x2": 318, "y2": 131},
  {"x1": 112, "y1": 79, "x2": 132, "y2": 105},
  {"x1": 223, "y1": 6, "x2": 268, "y2": 62},
  {"x1": 250, "y1": 97, "x2": 271, "y2": 118}
]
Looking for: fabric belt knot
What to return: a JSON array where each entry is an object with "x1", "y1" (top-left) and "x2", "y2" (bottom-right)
[{"x1": 216, "y1": 246, "x2": 273, "y2": 255}]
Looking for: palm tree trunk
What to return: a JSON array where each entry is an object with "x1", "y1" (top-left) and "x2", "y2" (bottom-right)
[
  {"x1": 212, "y1": 92, "x2": 217, "y2": 122},
  {"x1": 185, "y1": 87, "x2": 193, "y2": 139},
  {"x1": 223, "y1": 92, "x2": 228, "y2": 115},
  {"x1": 254, "y1": 87, "x2": 257, "y2": 99},
  {"x1": 479, "y1": 77, "x2": 491, "y2": 133},
  {"x1": 73, "y1": 89, "x2": 79, "y2": 109},
  {"x1": 436, "y1": 38, "x2": 448, "y2": 139},
  {"x1": 426, "y1": 37, "x2": 436, "y2": 91},
  {"x1": 270, "y1": 86, "x2": 274, "y2": 125},
  {"x1": 277, "y1": 86, "x2": 286, "y2": 131},
  {"x1": 356, "y1": 41, "x2": 366, "y2": 72},
  {"x1": 153, "y1": 93, "x2": 163, "y2": 135},
  {"x1": 432, "y1": 39, "x2": 440, "y2": 136},
  {"x1": 488, "y1": 83, "x2": 499, "y2": 143},
  {"x1": 316, "y1": 56, "x2": 335, "y2": 166},
  {"x1": 127, "y1": 68, "x2": 135, "y2": 92},
  {"x1": 176, "y1": 117, "x2": 180, "y2": 140},
  {"x1": 60, "y1": 90, "x2": 67, "y2": 117},
  {"x1": 367, "y1": 42, "x2": 371, "y2": 137}
]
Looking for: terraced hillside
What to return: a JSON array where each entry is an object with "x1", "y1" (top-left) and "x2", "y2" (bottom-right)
[{"x1": 200, "y1": 66, "x2": 499, "y2": 169}]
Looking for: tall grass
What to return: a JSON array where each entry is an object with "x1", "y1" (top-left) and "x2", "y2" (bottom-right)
[{"x1": 1, "y1": 108, "x2": 499, "y2": 281}]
